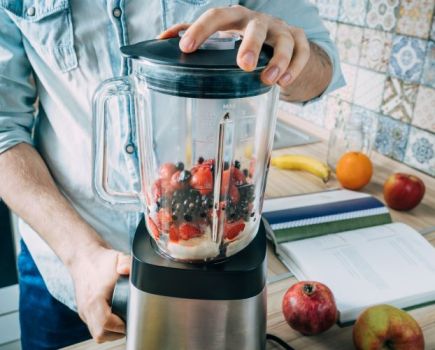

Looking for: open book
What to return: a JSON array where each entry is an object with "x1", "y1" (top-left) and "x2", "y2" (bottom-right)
[{"x1": 263, "y1": 189, "x2": 435, "y2": 325}]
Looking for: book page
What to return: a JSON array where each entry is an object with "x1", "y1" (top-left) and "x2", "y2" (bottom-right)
[{"x1": 280, "y1": 223, "x2": 435, "y2": 322}]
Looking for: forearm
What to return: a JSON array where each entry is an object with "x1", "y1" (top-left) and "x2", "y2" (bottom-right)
[
  {"x1": 280, "y1": 42, "x2": 332, "y2": 103},
  {"x1": 0, "y1": 143, "x2": 107, "y2": 268}
]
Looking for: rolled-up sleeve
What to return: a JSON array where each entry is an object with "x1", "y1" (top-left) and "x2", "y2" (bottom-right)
[
  {"x1": 0, "y1": 9, "x2": 37, "y2": 155},
  {"x1": 240, "y1": 0, "x2": 346, "y2": 97}
]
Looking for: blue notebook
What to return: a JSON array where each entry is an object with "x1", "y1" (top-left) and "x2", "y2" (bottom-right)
[{"x1": 263, "y1": 189, "x2": 391, "y2": 244}]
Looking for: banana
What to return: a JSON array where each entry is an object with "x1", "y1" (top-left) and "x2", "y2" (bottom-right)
[{"x1": 271, "y1": 154, "x2": 331, "y2": 183}]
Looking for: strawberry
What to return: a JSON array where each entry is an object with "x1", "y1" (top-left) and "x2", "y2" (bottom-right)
[
  {"x1": 170, "y1": 171, "x2": 184, "y2": 191},
  {"x1": 221, "y1": 170, "x2": 231, "y2": 196},
  {"x1": 190, "y1": 166, "x2": 213, "y2": 195},
  {"x1": 159, "y1": 162, "x2": 177, "y2": 180},
  {"x1": 179, "y1": 223, "x2": 202, "y2": 240},
  {"x1": 152, "y1": 178, "x2": 172, "y2": 201},
  {"x1": 157, "y1": 208, "x2": 172, "y2": 231},
  {"x1": 169, "y1": 224, "x2": 179, "y2": 242},
  {"x1": 229, "y1": 184, "x2": 240, "y2": 204},
  {"x1": 224, "y1": 220, "x2": 245, "y2": 240},
  {"x1": 220, "y1": 170, "x2": 240, "y2": 203},
  {"x1": 146, "y1": 217, "x2": 160, "y2": 240},
  {"x1": 170, "y1": 170, "x2": 192, "y2": 191},
  {"x1": 191, "y1": 159, "x2": 214, "y2": 174}
]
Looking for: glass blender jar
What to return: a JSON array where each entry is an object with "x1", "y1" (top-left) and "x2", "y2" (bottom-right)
[{"x1": 93, "y1": 34, "x2": 279, "y2": 262}]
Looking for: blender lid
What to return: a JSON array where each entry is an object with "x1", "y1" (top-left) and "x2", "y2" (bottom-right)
[
  {"x1": 121, "y1": 36, "x2": 273, "y2": 70},
  {"x1": 120, "y1": 36, "x2": 274, "y2": 98}
]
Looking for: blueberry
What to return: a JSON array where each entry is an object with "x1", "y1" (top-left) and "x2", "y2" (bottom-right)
[
  {"x1": 184, "y1": 214, "x2": 192, "y2": 222},
  {"x1": 176, "y1": 162, "x2": 184, "y2": 171},
  {"x1": 223, "y1": 161, "x2": 229, "y2": 170},
  {"x1": 243, "y1": 169, "x2": 249, "y2": 177},
  {"x1": 172, "y1": 215, "x2": 178, "y2": 221},
  {"x1": 189, "y1": 189, "x2": 200, "y2": 200},
  {"x1": 234, "y1": 160, "x2": 241, "y2": 169},
  {"x1": 200, "y1": 212, "x2": 207, "y2": 218},
  {"x1": 198, "y1": 156, "x2": 204, "y2": 164},
  {"x1": 178, "y1": 170, "x2": 191, "y2": 183}
]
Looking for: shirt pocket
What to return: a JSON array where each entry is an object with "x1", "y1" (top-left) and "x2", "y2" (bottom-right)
[
  {"x1": 162, "y1": 0, "x2": 238, "y2": 29},
  {"x1": 0, "y1": 0, "x2": 77, "y2": 73}
]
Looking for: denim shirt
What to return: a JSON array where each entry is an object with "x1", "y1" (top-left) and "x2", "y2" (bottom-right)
[{"x1": 0, "y1": 0, "x2": 344, "y2": 310}]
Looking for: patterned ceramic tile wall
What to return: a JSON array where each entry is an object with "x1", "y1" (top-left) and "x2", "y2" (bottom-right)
[{"x1": 282, "y1": 0, "x2": 435, "y2": 176}]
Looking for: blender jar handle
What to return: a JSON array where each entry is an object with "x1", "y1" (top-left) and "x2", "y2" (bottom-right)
[{"x1": 92, "y1": 77, "x2": 142, "y2": 209}]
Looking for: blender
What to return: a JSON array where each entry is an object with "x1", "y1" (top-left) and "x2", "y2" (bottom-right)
[{"x1": 93, "y1": 33, "x2": 279, "y2": 350}]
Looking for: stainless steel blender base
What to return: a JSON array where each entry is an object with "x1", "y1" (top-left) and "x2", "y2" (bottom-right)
[{"x1": 126, "y1": 284, "x2": 267, "y2": 350}]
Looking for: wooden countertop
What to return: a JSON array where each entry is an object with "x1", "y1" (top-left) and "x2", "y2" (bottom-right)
[{"x1": 65, "y1": 112, "x2": 435, "y2": 350}]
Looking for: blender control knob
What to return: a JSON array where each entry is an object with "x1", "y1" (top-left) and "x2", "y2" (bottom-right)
[{"x1": 111, "y1": 276, "x2": 129, "y2": 323}]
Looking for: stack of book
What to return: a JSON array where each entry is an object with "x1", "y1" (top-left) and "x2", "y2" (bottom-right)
[{"x1": 263, "y1": 189, "x2": 435, "y2": 325}]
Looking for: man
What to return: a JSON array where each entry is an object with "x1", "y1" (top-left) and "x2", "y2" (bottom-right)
[{"x1": 0, "y1": 1, "x2": 344, "y2": 349}]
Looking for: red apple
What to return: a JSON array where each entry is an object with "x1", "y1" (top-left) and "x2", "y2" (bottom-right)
[
  {"x1": 353, "y1": 304, "x2": 424, "y2": 350},
  {"x1": 383, "y1": 173, "x2": 425, "y2": 211},
  {"x1": 282, "y1": 281, "x2": 337, "y2": 335}
]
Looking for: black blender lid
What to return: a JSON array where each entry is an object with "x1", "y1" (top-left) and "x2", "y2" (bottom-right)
[
  {"x1": 120, "y1": 36, "x2": 274, "y2": 98},
  {"x1": 121, "y1": 36, "x2": 273, "y2": 70}
]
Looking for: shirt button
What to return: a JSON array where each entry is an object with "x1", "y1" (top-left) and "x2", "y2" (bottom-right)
[
  {"x1": 113, "y1": 8, "x2": 122, "y2": 18},
  {"x1": 125, "y1": 144, "x2": 135, "y2": 154},
  {"x1": 26, "y1": 7, "x2": 36, "y2": 16}
]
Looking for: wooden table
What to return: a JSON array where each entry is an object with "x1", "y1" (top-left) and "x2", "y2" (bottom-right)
[{"x1": 66, "y1": 113, "x2": 435, "y2": 350}]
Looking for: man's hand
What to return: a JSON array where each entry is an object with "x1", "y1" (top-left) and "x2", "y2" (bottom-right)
[
  {"x1": 70, "y1": 246, "x2": 131, "y2": 343},
  {"x1": 159, "y1": 5, "x2": 332, "y2": 102}
]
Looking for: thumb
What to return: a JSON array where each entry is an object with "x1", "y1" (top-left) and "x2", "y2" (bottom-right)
[{"x1": 116, "y1": 253, "x2": 131, "y2": 275}]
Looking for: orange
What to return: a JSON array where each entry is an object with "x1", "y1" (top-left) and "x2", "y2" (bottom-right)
[{"x1": 336, "y1": 152, "x2": 373, "y2": 190}]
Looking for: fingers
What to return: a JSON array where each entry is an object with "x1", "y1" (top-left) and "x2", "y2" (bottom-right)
[
  {"x1": 166, "y1": 6, "x2": 310, "y2": 87},
  {"x1": 116, "y1": 253, "x2": 131, "y2": 275},
  {"x1": 84, "y1": 295, "x2": 126, "y2": 343},
  {"x1": 158, "y1": 23, "x2": 191, "y2": 39},
  {"x1": 95, "y1": 332, "x2": 125, "y2": 343},
  {"x1": 261, "y1": 31, "x2": 294, "y2": 85},
  {"x1": 102, "y1": 313, "x2": 126, "y2": 334},
  {"x1": 278, "y1": 27, "x2": 310, "y2": 87},
  {"x1": 237, "y1": 17, "x2": 268, "y2": 71},
  {"x1": 179, "y1": 6, "x2": 250, "y2": 53}
]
